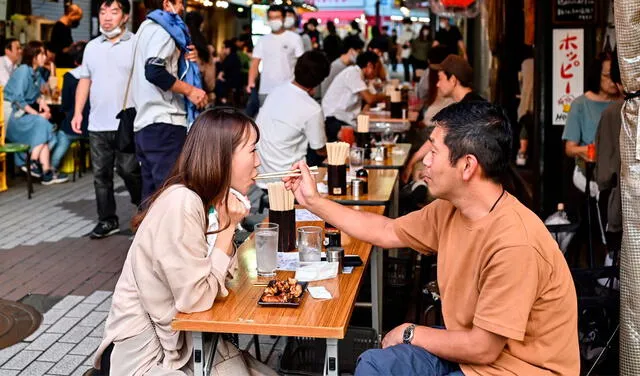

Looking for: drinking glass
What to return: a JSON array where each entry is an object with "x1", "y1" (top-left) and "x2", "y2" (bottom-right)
[
  {"x1": 255, "y1": 223, "x2": 279, "y2": 277},
  {"x1": 349, "y1": 147, "x2": 364, "y2": 176},
  {"x1": 297, "y1": 226, "x2": 322, "y2": 263}
]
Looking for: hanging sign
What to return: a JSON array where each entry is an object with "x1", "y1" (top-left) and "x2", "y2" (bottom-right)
[{"x1": 552, "y1": 28, "x2": 584, "y2": 126}]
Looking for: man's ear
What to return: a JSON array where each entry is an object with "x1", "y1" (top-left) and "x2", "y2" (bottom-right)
[{"x1": 461, "y1": 154, "x2": 479, "y2": 181}]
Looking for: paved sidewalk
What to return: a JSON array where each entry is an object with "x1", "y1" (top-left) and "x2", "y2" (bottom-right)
[{"x1": 0, "y1": 175, "x2": 285, "y2": 375}]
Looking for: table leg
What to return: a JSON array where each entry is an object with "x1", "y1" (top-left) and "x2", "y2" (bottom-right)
[
  {"x1": 323, "y1": 338, "x2": 339, "y2": 376},
  {"x1": 371, "y1": 246, "x2": 383, "y2": 337},
  {"x1": 192, "y1": 332, "x2": 218, "y2": 376},
  {"x1": 391, "y1": 177, "x2": 399, "y2": 218},
  {"x1": 193, "y1": 332, "x2": 205, "y2": 376}
]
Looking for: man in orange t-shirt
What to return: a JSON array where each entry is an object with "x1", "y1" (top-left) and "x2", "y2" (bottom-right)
[{"x1": 284, "y1": 101, "x2": 580, "y2": 375}]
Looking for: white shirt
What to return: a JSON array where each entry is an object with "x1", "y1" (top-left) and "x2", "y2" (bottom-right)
[
  {"x1": 320, "y1": 58, "x2": 348, "y2": 98},
  {"x1": 256, "y1": 82, "x2": 326, "y2": 186},
  {"x1": 397, "y1": 27, "x2": 414, "y2": 59},
  {"x1": 253, "y1": 31, "x2": 304, "y2": 95},
  {"x1": 321, "y1": 65, "x2": 367, "y2": 126},
  {"x1": 131, "y1": 20, "x2": 186, "y2": 131},
  {"x1": 78, "y1": 31, "x2": 135, "y2": 132},
  {"x1": 0, "y1": 56, "x2": 17, "y2": 88}
]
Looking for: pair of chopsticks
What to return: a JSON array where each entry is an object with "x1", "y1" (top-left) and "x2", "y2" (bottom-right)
[{"x1": 254, "y1": 165, "x2": 319, "y2": 180}]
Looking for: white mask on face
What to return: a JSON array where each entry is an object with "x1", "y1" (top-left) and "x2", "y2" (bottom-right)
[
  {"x1": 269, "y1": 19, "x2": 283, "y2": 32},
  {"x1": 100, "y1": 25, "x2": 123, "y2": 39},
  {"x1": 349, "y1": 50, "x2": 358, "y2": 64},
  {"x1": 284, "y1": 16, "x2": 295, "y2": 29}
]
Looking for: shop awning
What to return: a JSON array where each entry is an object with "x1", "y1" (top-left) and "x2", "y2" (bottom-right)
[{"x1": 300, "y1": 10, "x2": 367, "y2": 25}]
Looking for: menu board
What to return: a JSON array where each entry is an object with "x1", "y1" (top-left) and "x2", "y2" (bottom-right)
[{"x1": 553, "y1": 0, "x2": 597, "y2": 25}]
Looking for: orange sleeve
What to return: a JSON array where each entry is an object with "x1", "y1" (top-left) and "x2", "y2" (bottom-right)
[
  {"x1": 392, "y1": 200, "x2": 442, "y2": 254},
  {"x1": 473, "y1": 246, "x2": 539, "y2": 341}
]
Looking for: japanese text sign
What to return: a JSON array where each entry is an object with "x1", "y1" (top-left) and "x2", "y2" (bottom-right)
[{"x1": 552, "y1": 29, "x2": 584, "y2": 126}]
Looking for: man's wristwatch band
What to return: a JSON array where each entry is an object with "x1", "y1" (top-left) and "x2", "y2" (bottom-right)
[{"x1": 403, "y1": 324, "x2": 416, "y2": 344}]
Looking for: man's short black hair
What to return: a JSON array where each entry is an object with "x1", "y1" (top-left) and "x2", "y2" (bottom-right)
[
  {"x1": 356, "y1": 51, "x2": 379, "y2": 69},
  {"x1": 4, "y1": 38, "x2": 18, "y2": 53},
  {"x1": 224, "y1": 39, "x2": 237, "y2": 52},
  {"x1": 341, "y1": 36, "x2": 364, "y2": 54},
  {"x1": 100, "y1": 0, "x2": 131, "y2": 14},
  {"x1": 267, "y1": 5, "x2": 285, "y2": 18},
  {"x1": 611, "y1": 49, "x2": 621, "y2": 86},
  {"x1": 295, "y1": 50, "x2": 330, "y2": 89},
  {"x1": 431, "y1": 101, "x2": 512, "y2": 184},
  {"x1": 68, "y1": 40, "x2": 87, "y2": 65}
]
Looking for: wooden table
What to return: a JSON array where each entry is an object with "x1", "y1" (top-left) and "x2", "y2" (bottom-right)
[
  {"x1": 317, "y1": 167, "x2": 398, "y2": 209},
  {"x1": 322, "y1": 143, "x2": 411, "y2": 171},
  {"x1": 173, "y1": 206, "x2": 386, "y2": 376},
  {"x1": 362, "y1": 110, "x2": 419, "y2": 134},
  {"x1": 363, "y1": 143, "x2": 411, "y2": 170}
]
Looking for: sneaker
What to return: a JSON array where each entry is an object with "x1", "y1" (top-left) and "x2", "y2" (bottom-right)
[
  {"x1": 41, "y1": 170, "x2": 69, "y2": 185},
  {"x1": 90, "y1": 220, "x2": 120, "y2": 239},
  {"x1": 20, "y1": 162, "x2": 42, "y2": 178}
]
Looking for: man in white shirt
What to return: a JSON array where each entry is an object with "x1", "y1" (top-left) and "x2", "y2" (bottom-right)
[
  {"x1": 256, "y1": 50, "x2": 330, "y2": 180},
  {"x1": 320, "y1": 37, "x2": 364, "y2": 98},
  {"x1": 0, "y1": 38, "x2": 22, "y2": 87},
  {"x1": 322, "y1": 51, "x2": 386, "y2": 141},
  {"x1": 71, "y1": 0, "x2": 142, "y2": 239},
  {"x1": 247, "y1": 5, "x2": 304, "y2": 106}
]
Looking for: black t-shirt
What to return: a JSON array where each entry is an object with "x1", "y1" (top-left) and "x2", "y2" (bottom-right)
[
  {"x1": 50, "y1": 21, "x2": 74, "y2": 67},
  {"x1": 435, "y1": 26, "x2": 462, "y2": 57},
  {"x1": 460, "y1": 91, "x2": 487, "y2": 103}
]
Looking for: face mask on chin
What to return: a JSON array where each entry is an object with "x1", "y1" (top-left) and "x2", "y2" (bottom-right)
[
  {"x1": 269, "y1": 20, "x2": 283, "y2": 32},
  {"x1": 284, "y1": 17, "x2": 295, "y2": 29},
  {"x1": 100, "y1": 25, "x2": 123, "y2": 39},
  {"x1": 349, "y1": 50, "x2": 357, "y2": 64}
]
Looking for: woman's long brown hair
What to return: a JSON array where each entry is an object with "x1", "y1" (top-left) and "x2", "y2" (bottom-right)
[{"x1": 131, "y1": 108, "x2": 260, "y2": 232}]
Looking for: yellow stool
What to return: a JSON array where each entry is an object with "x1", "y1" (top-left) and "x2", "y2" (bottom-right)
[
  {"x1": 59, "y1": 142, "x2": 77, "y2": 174},
  {"x1": 0, "y1": 153, "x2": 7, "y2": 193}
]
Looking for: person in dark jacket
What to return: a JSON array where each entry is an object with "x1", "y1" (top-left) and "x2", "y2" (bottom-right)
[
  {"x1": 215, "y1": 39, "x2": 243, "y2": 105},
  {"x1": 322, "y1": 21, "x2": 342, "y2": 63}
]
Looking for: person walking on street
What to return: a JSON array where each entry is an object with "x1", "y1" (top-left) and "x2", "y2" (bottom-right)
[
  {"x1": 131, "y1": 0, "x2": 207, "y2": 201},
  {"x1": 247, "y1": 5, "x2": 304, "y2": 107},
  {"x1": 71, "y1": 0, "x2": 142, "y2": 239}
]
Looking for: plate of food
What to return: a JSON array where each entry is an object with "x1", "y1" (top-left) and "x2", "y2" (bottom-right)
[{"x1": 258, "y1": 278, "x2": 308, "y2": 307}]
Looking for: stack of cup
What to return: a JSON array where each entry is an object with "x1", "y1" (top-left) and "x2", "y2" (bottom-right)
[
  {"x1": 267, "y1": 182, "x2": 296, "y2": 252},
  {"x1": 327, "y1": 142, "x2": 349, "y2": 195}
]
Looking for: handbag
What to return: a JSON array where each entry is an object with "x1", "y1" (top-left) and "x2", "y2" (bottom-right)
[{"x1": 116, "y1": 29, "x2": 145, "y2": 154}]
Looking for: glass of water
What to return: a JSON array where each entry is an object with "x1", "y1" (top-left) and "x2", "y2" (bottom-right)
[
  {"x1": 349, "y1": 147, "x2": 364, "y2": 176},
  {"x1": 297, "y1": 226, "x2": 323, "y2": 263},
  {"x1": 255, "y1": 223, "x2": 279, "y2": 277}
]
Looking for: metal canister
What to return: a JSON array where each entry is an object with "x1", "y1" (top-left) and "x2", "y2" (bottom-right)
[
  {"x1": 351, "y1": 178, "x2": 363, "y2": 197},
  {"x1": 326, "y1": 247, "x2": 344, "y2": 273}
]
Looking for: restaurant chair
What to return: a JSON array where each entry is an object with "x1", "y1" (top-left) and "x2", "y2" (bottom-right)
[{"x1": 0, "y1": 118, "x2": 33, "y2": 199}]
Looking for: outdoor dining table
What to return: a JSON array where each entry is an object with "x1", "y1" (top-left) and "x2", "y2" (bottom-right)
[
  {"x1": 361, "y1": 109, "x2": 419, "y2": 134},
  {"x1": 322, "y1": 143, "x2": 411, "y2": 171},
  {"x1": 172, "y1": 205, "x2": 386, "y2": 376}
]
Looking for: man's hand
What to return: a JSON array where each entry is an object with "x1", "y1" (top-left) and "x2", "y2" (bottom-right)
[
  {"x1": 186, "y1": 45, "x2": 198, "y2": 63},
  {"x1": 282, "y1": 160, "x2": 321, "y2": 208},
  {"x1": 246, "y1": 81, "x2": 255, "y2": 94},
  {"x1": 187, "y1": 86, "x2": 208, "y2": 108},
  {"x1": 71, "y1": 114, "x2": 83, "y2": 134},
  {"x1": 382, "y1": 323, "x2": 413, "y2": 348}
]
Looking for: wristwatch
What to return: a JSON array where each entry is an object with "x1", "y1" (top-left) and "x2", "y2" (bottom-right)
[{"x1": 402, "y1": 324, "x2": 416, "y2": 344}]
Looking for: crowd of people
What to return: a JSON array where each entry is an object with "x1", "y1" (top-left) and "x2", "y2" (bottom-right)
[{"x1": 0, "y1": 0, "x2": 586, "y2": 375}]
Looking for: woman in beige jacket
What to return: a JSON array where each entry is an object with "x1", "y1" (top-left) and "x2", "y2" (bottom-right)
[{"x1": 92, "y1": 108, "x2": 261, "y2": 375}]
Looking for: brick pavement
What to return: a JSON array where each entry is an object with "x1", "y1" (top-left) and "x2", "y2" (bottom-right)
[{"x1": 0, "y1": 175, "x2": 284, "y2": 375}]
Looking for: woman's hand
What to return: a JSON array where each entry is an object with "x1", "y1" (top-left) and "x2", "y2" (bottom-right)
[
  {"x1": 282, "y1": 161, "x2": 320, "y2": 208},
  {"x1": 216, "y1": 192, "x2": 249, "y2": 229},
  {"x1": 39, "y1": 111, "x2": 51, "y2": 120},
  {"x1": 186, "y1": 45, "x2": 198, "y2": 63}
]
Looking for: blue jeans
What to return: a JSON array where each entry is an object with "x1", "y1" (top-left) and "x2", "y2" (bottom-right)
[
  {"x1": 355, "y1": 344, "x2": 463, "y2": 376},
  {"x1": 49, "y1": 131, "x2": 71, "y2": 169}
]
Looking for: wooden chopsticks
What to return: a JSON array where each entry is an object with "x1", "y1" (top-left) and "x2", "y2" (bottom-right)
[{"x1": 254, "y1": 166, "x2": 319, "y2": 180}]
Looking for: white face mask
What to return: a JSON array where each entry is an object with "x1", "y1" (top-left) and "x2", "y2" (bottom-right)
[
  {"x1": 349, "y1": 50, "x2": 358, "y2": 64},
  {"x1": 284, "y1": 16, "x2": 295, "y2": 29},
  {"x1": 269, "y1": 19, "x2": 283, "y2": 32},
  {"x1": 100, "y1": 25, "x2": 123, "y2": 39}
]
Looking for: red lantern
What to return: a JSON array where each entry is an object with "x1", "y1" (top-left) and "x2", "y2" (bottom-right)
[{"x1": 441, "y1": 0, "x2": 475, "y2": 7}]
